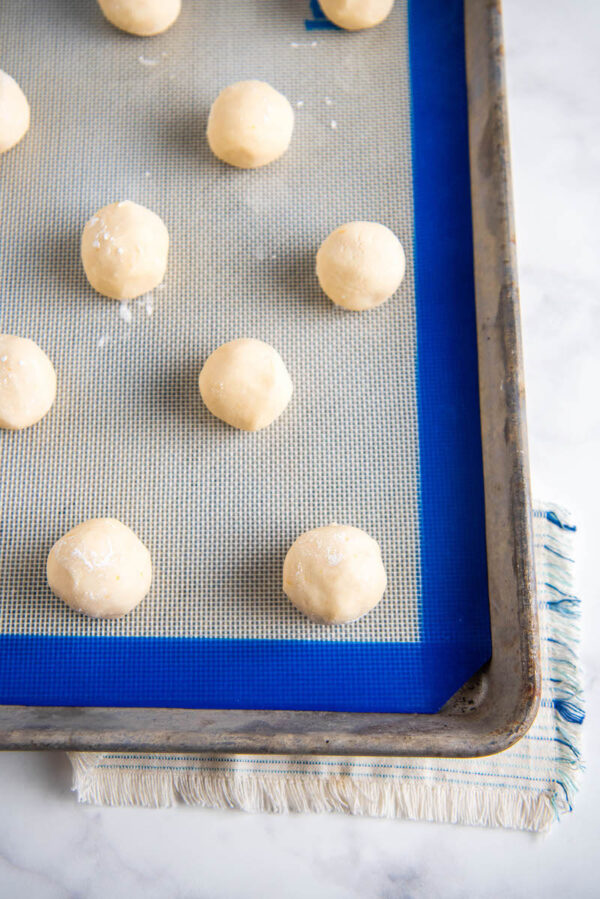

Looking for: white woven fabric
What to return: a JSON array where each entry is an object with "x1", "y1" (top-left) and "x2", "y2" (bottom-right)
[{"x1": 70, "y1": 504, "x2": 584, "y2": 832}]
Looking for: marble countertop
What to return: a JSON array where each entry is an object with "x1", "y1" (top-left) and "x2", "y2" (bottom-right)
[{"x1": 1, "y1": 1, "x2": 598, "y2": 896}]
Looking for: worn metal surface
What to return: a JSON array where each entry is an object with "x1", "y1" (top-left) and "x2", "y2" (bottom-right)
[{"x1": 0, "y1": 0, "x2": 539, "y2": 756}]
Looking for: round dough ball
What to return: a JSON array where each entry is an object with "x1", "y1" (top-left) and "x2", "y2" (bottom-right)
[
  {"x1": 97, "y1": 0, "x2": 181, "y2": 36},
  {"x1": 316, "y1": 221, "x2": 405, "y2": 311},
  {"x1": 283, "y1": 524, "x2": 387, "y2": 624},
  {"x1": 207, "y1": 80, "x2": 294, "y2": 169},
  {"x1": 0, "y1": 335, "x2": 56, "y2": 430},
  {"x1": 199, "y1": 338, "x2": 293, "y2": 431},
  {"x1": 0, "y1": 70, "x2": 30, "y2": 154},
  {"x1": 81, "y1": 200, "x2": 169, "y2": 300},
  {"x1": 47, "y1": 518, "x2": 152, "y2": 619},
  {"x1": 319, "y1": 0, "x2": 394, "y2": 31}
]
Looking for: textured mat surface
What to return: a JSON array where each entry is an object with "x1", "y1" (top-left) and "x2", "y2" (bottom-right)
[{"x1": 0, "y1": 0, "x2": 489, "y2": 712}]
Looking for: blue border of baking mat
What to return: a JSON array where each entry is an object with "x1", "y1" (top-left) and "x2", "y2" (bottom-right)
[{"x1": 0, "y1": 0, "x2": 491, "y2": 713}]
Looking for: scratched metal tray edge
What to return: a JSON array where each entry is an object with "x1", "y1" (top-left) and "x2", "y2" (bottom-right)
[{"x1": 0, "y1": 0, "x2": 540, "y2": 757}]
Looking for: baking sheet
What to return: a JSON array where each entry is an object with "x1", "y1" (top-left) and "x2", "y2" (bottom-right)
[{"x1": 0, "y1": 0, "x2": 491, "y2": 713}]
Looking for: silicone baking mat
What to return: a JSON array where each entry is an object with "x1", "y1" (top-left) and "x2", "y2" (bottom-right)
[{"x1": 0, "y1": 0, "x2": 491, "y2": 713}]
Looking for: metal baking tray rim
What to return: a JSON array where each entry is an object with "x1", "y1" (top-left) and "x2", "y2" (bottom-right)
[{"x1": 0, "y1": 0, "x2": 540, "y2": 757}]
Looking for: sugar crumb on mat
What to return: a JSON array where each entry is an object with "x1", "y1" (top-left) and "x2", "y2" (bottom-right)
[
  {"x1": 135, "y1": 294, "x2": 153, "y2": 317},
  {"x1": 119, "y1": 301, "x2": 132, "y2": 324}
]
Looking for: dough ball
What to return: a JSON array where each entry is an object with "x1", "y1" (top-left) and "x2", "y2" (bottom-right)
[
  {"x1": 283, "y1": 524, "x2": 387, "y2": 624},
  {"x1": 199, "y1": 338, "x2": 293, "y2": 431},
  {"x1": 319, "y1": 0, "x2": 395, "y2": 31},
  {"x1": 0, "y1": 335, "x2": 56, "y2": 430},
  {"x1": 0, "y1": 70, "x2": 30, "y2": 154},
  {"x1": 47, "y1": 518, "x2": 152, "y2": 619},
  {"x1": 97, "y1": 0, "x2": 181, "y2": 36},
  {"x1": 316, "y1": 221, "x2": 405, "y2": 311},
  {"x1": 81, "y1": 200, "x2": 169, "y2": 300},
  {"x1": 207, "y1": 80, "x2": 294, "y2": 169}
]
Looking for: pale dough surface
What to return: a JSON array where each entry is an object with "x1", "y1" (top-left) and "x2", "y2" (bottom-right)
[
  {"x1": 97, "y1": 0, "x2": 181, "y2": 36},
  {"x1": 283, "y1": 525, "x2": 387, "y2": 624},
  {"x1": 316, "y1": 221, "x2": 406, "y2": 311},
  {"x1": 47, "y1": 518, "x2": 152, "y2": 619},
  {"x1": 207, "y1": 80, "x2": 294, "y2": 169},
  {"x1": 319, "y1": 0, "x2": 395, "y2": 31},
  {"x1": 81, "y1": 200, "x2": 169, "y2": 300},
  {"x1": 0, "y1": 335, "x2": 56, "y2": 430},
  {"x1": 0, "y1": 70, "x2": 30, "y2": 154},
  {"x1": 199, "y1": 338, "x2": 293, "y2": 431}
]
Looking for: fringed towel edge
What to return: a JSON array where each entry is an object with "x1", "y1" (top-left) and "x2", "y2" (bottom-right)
[
  {"x1": 69, "y1": 761, "x2": 559, "y2": 831},
  {"x1": 533, "y1": 503, "x2": 584, "y2": 825}
]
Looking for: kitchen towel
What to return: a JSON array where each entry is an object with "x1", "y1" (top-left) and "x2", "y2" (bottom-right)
[{"x1": 70, "y1": 503, "x2": 584, "y2": 832}]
